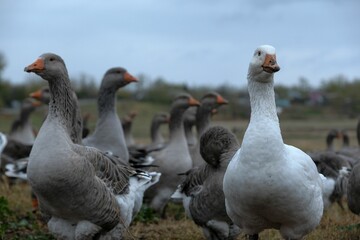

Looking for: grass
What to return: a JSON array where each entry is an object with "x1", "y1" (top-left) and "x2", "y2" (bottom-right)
[{"x1": 1, "y1": 100, "x2": 360, "y2": 239}]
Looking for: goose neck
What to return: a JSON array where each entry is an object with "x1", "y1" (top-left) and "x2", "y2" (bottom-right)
[
  {"x1": 151, "y1": 121, "x2": 164, "y2": 143},
  {"x1": 19, "y1": 109, "x2": 33, "y2": 125},
  {"x1": 169, "y1": 108, "x2": 186, "y2": 141},
  {"x1": 196, "y1": 108, "x2": 212, "y2": 138},
  {"x1": 98, "y1": 87, "x2": 117, "y2": 118},
  {"x1": 248, "y1": 80, "x2": 278, "y2": 122},
  {"x1": 48, "y1": 75, "x2": 80, "y2": 141}
]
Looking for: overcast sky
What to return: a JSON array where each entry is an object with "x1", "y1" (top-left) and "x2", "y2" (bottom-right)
[{"x1": 0, "y1": 0, "x2": 359, "y2": 88}]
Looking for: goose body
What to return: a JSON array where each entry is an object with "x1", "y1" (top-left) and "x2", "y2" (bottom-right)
[
  {"x1": 25, "y1": 53, "x2": 141, "y2": 239},
  {"x1": 173, "y1": 126, "x2": 241, "y2": 239},
  {"x1": 223, "y1": 45, "x2": 324, "y2": 239}
]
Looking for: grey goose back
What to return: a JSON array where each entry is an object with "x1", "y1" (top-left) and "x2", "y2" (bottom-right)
[
  {"x1": 24, "y1": 53, "x2": 151, "y2": 239},
  {"x1": 82, "y1": 67, "x2": 138, "y2": 163}
]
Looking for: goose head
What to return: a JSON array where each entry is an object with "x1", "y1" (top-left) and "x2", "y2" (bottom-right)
[
  {"x1": 154, "y1": 112, "x2": 170, "y2": 124},
  {"x1": 172, "y1": 94, "x2": 201, "y2": 111},
  {"x1": 22, "y1": 98, "x2": 42, "y2": 111},
  {"x1": 100, "y1": 67, "x2": 138, "y2": 91},
  {"x1": 30, "y1": 86, "x2": 50, "y2": 104},
  {"x1": 248, "y1": 45, "x2": 280, "y2": 83},
  {"x1": 200, "y1": 92, "x2": 228, "y2": 112},
  {"x1": 24, "y1": 53, "x2": 68, "y2": 82}
]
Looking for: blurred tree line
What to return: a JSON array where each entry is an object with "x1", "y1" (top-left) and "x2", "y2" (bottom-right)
[{"x1": 0, "y1": 52, "x2": 359, "y2": 119}]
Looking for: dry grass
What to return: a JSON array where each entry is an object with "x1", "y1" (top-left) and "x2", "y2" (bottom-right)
[{"x1": 1, "y1": 181, "x2": 359, "y2": 239}]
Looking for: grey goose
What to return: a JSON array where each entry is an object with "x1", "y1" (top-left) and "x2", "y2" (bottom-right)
[
  {"x1": 24, "y1": 53, "x2": 156, "y2": 239},
  {"x1": 82, "y1": 67, "x2": 138, "y2": 163},
  {"x1": 173, "y1": 126, "x2": 241, "y2": 239},
  {"x1": 145, "y1": 94, "x2": 200, "y2": 216}
]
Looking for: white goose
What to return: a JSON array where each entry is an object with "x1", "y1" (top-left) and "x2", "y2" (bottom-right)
[
  {"x1": 223, "y1": 45, "x2": 328, "y2": 240},
  {"x1": 24, "y1": 53, "x2": 158, "y2": 239}
]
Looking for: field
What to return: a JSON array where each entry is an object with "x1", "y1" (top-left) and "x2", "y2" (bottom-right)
[{"x1": 0, "y1": 99, "x2": 360, "y2": 239}]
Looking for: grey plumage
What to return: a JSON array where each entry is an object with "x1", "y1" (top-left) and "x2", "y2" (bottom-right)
[
  {"x1": 82, "y1": 67, "x2": 138, "y2": 163},
  {"x1": 25, "y1": 53, "x2": 138, "y2": 239},
  {"x1": 175, "y1": 126, "x2": 241, "y2": 240},
  {"x1": 145, "y1": 94, "x2": 200, "y2": 215}
]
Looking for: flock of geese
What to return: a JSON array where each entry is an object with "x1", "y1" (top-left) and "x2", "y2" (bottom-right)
[{"x1": 0, "y1": 45, "x2": 359, "y2": 240}]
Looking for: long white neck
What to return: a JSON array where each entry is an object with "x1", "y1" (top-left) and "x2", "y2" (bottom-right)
[
  {"x1": 241, "y1": 75, "x2": 284, "y2": 164},
  {"x1": 248, "y1": 79, "x2": 278, "y2": 122}
]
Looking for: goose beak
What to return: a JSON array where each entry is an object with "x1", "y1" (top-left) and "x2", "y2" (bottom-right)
[
  {"x1": 31, "y1": 100, "x2": 42, "y2": 107},
  {"x1": 29, "y1": 89, "x2": 43, "y2": 100},
  {"x1": 24, "y1": 58, "x2": 45, "y2": 73},
  {"x1": 188, "y1": 97, "x2": 200, "y2": 106},
  {"x1": 124, "y1": 72, "x2": 138, "y2": 83},
  {"x1": 262, "y1": 54, "x2": 280, "y2": 73},
  {"x1": 216, "y1": 95, "x2": 229, "y2": 105}
]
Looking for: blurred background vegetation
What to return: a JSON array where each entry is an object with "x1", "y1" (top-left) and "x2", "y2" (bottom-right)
[{"x1": 1, "y1": 51, "x2": 359, "y2": 121}]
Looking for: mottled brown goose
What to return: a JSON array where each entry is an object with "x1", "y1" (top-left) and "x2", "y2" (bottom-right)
[
  {"x1": 173, "y1": 126, "x2": 241, "y2": 239},
  {"x1": 24, "y1": 53, "x2": 150, "y2": 239},
  {"x1": 82, "y1": 67, "x2": 138, "y2": 163},
  {"x1": 145, "y1": 94, "x2": 200, "y2": 215}
]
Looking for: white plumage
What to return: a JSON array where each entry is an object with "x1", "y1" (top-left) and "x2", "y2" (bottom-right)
[{"x1": 223, "y1": 45, "x2": 326, "y2": 239}]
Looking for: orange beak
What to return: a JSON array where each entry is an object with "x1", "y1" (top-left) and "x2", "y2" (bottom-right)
[
  {"x1": 262, "y1": 54, "x2": 280, "y2": 73},
  {"x1": 216, "y1": 95, "x2": 229, "y2": 105},
  {"x1": 24, "y1": 58, "x2": 45, "y2": 73},
  {"x1": 29, "y1": 89, "x2": 43, "y2": 100},
  {"x1": 124, "y1": 72, "x2": 138, "y2": 83},
  {"x1": 188, "y1": 97, "x2": 200, "y2": 106}
]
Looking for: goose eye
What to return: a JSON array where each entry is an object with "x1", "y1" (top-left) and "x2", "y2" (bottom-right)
[
  {"x1": 116, "y1": 70, "x2": 121, "y2": 74},
  {"x1": 257, "y1": 51, "x2": 261, "y2": 56},
  {"x1": 49, "y1": 58, "x2": 54, "y2": 62}
]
